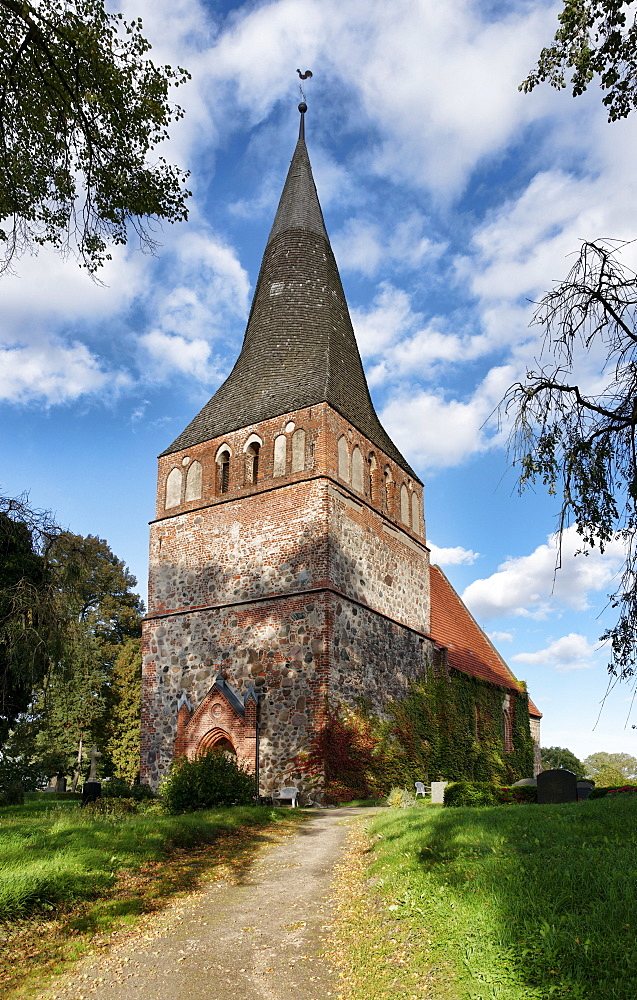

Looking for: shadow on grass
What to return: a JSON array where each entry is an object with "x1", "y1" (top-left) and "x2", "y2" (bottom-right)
[
  {"x1": 370, "y1": 795, "x2": 637, "y2": 1000},
  {"x1": 0, "y1": 809, "x2": 304, "y2": 1000}
]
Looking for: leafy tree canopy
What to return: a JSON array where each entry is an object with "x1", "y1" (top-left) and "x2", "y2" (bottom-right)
[
  {"x1": 502, "y1": 240, "x2": 637, "y2": 679},
  {"x1": 584, "y1": 750, "x2": 637, "y2": 785},
  {"x1": 0, "y1": 0, "x2": 191, "y2": 273},
  {"x1": 541, "y1": 745, "x2": 586, "y2": 778},
  {"x1": 521, "y1": 0, "x2": 637, "y2": 121}
]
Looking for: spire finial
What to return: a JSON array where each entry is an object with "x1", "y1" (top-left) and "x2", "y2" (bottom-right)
[{"x1": 298, "y1": 100, "x2": 307, "y2": 139}]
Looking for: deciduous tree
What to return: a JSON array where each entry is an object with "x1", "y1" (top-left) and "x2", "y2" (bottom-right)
[
  {"x1": 502, "y1": 240, "x2": 637, "y2": 679},
  {"x1": 521, "y1": 0, "x2": 637, "y2": 121},
  {"x1": 584, "y1": 750, "x2": 637, "y2": 785},
  {"x1": 0, "y1": 0, "x2": 190, "y2": 273},
  {"x1": 541, "y1": 745, "x2": 586, "y2": 777}
]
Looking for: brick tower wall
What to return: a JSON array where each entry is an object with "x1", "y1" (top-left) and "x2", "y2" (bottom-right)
[{"x1": 141, "y1": 405, "x2": 436, "y2": 792}]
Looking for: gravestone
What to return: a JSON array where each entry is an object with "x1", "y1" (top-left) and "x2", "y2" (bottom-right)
[
  {"x1": 81, "y1": 746, "x2": 102, "y2": 807},
  {"x1": 512, "y1": 778, "x2": 537, "y2": 787},
  {"x1": 577, "y1": 780, "x2": 595, "y2": 801},
  {"x1": 537, "y1": 768, "x2": 577, "y2": 804},
  {"x1": 430, "y1": 781, "x2": 448, "y2": 804}
]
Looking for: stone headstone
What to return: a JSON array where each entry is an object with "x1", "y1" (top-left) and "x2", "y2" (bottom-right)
[
  {"x1": 430, "y1": 781, "x2": 448, "y2": 804},
  {"x1": 512, "y1": 778, "x2": 537, "y2": 787},
  {"x1": 81, "y1": 781, "x2": 101, "y2": 807},
  {"x1": 537, "y1": 768, "x2": 577, "y2": 804},
  {"x1": 577, "y1": 780, "x2": 595, "y2": 801}
]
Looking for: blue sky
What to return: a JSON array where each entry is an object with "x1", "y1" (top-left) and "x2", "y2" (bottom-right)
[{"x1": 2, "y1": 0, "x2": 637, "y2": 762}]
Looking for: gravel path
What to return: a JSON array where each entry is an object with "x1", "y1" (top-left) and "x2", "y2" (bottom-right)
[{"x1": 41, "y1": 807, "x2": 373, "y2": 1000}]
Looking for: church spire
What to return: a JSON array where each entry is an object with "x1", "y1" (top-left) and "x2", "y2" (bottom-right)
[{"x1": 163, "y1": 104, "x2": 417, "y2": 479}]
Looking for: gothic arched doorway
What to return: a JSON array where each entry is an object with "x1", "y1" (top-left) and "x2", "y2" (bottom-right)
[{"x1": 197, "y1": 727, "x2": 237, "y2": 757}]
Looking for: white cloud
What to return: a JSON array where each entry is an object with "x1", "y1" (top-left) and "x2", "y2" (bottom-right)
[
  {"x1": 513, "y1": 633, "x2": 599, "y2": 673},
  {"x1": 380, "y1": 364, "x2": 512, "y2": 469},
  {"x1": 0, "y1": 340, "x2": 130, "y2": 405},
  {"x1": 488, "y1": 630, "x2": 514, "y2": 643},
  {"x1": 333, "y1": 214, "x2": 443, "y2": 279},
  {"x1": 428, "y1": 541, "x2": 480, "y2": 566},
  {"x1": 462, "y1": 525, "x2": 625, "y2": 620}
]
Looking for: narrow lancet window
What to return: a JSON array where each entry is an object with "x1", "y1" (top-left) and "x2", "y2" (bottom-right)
[
  {"x1": 165, "y1": 468, "x2": 182, "y2": 508},
  {"x1": 246, "y1": 443, "x2": 260, "y2": 484},
  {"x1": 216, "y1": 448, "x2": 231, "y2": 494},
  {"x1": 273, "y1": 434, "x2": 287, "y2": 476},
  {"x1": 411, "y1": 491, "x2": 421, "y2": 535},
  {"x1": 351, "y1": 446, "x2": 364, "y2": 493},
  {"x1": 368, "y1": 453, "x2": 378, "y2": 501},
  {"x1": 400, "y1": 484, "x2": 410, "y2": 525},
  {"x1": 185, "y1": 460, "x2": 202, "y2": 501},
  {"x1": 337, "y1": 435, "x2": 349, "y2": 482},
  {"x1": 291, "y1": 428, "x2": 306, "y2": 472}
]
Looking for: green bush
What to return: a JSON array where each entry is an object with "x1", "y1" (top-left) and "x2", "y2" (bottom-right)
[
  {"x1": 444, "y1": 781, "x2": 498, "y2": 807},
  {"x1": 0, "y1": 784, "x2": 24, "y2": 807},
  {"x1": 589, "y1": 784, "x2": 637, "y2": 799},
  {"x1": 495, "y1": 785, "x2": 537, "y2": 804},
  {"x1": 387, "y1": 787, "x2": 417, "y2": 808},
  {"x1": 102, "y1": 778, "x2": 155, "y2": 801},
  {"x1": 161, "y1": 750, "x2": 255, "y2": 814}
]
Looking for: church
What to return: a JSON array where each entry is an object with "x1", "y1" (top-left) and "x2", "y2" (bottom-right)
[{"x1": 140, "y1": 103, "x2": 541, "y2": 794}]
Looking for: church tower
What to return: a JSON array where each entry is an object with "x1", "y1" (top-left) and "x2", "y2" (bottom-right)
[{"x1": 140, "y1": 104, "x2": 441, "y2": 792}]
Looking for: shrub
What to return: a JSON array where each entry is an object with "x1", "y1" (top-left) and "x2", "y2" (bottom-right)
[
  {"x1": 387, "y1": 787, "x2": 417, "y2": 809},
  {"x1": 589, "y1": 784, "x2": 637, "y2": 799},
  {"x1": 161, "y1": 750, "x2": 255, "y2": 814},
  {"x1": 0, "y1": 783, "x2": 24, "y2": 807},
  {"x1": 102, "y1": 778, "x2": 155, "y2": 801},
  {"x1": 495, "y1": 785, "x2": 537, "y2": 804},
  {"x1": 444, "y1": 781, "x2": 499, "y2": 807}
]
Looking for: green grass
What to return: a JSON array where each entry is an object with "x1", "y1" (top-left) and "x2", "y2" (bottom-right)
[
  {"x1": 0, "y1": 798, "x2": 292, "y2": 920},
  {"x1": 349, "y1": 795, "x2": 637, "y2": 1000},
  {"x1": 0, "y1": 798, "x2": 301, "y2": 998}
]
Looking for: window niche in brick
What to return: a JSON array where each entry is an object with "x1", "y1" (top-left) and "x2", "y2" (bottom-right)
[
  {"x1": 273, "y1": 434, "x2": 287, "y2": 476},
  {"x1": 368, "y1": 452, "x2": 378, "y2": 501},
  {"x1": 351, "y1": 446, "x2": 364, "y2": 493},
  {"x1": 383, "y1": 465, "x2": 393, "y2": 511},
  {"x1": 243, "y1": 434, "x2": 262, "y2": 485},
  {"x1": 215, "y1": 445, "x2": 231, "y2": 494},
  {"x1": 411, "y1": 490, "x2": 421, "y2": 535},
  {"x1": 185, "y1": 460, "x2": 202, "y2": 501},
  {"x1": 337, "y1": 435, "x2": 349, "y2": 482},
  {"x1": 400, "y1": 483, "x2": 410, "y2": 526},
  {"x1": 165, "y1": 467, "x2": 182, "y2": 508},
  {"x1": 291, "y1": 428, "x2": 306, "y2": 472}
]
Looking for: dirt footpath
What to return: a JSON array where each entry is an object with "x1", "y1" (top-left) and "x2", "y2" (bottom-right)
[{"x1": 40, "y1": 807, "x2": 375, "y2": 1000}]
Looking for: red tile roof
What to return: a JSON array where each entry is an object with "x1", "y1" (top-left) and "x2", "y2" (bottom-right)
[{"x1": 430, "y1": 564, "x2": 542, "y2": 718}]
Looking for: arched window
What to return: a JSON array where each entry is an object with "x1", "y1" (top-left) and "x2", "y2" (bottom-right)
[
  {"x1": 246, "y1": 443, "x2": 260, "y2": 484},
  {"x1": 383, "y1": 466, "x2": 393, "y2": 509},
  {"x1": 165, "y1": 468, "x2": 182, "y2": 508},
  {"x1": 215, "y1": 446, "x2": 231, "y2": 494},
  {"x1": 273, "y1": 434, "x2": 287, "y2": 477},
  {"x1": 411, "y1": 491, "x2": 421, "y2": 534},
  {"x1": 185, "y1": 460, "x2": 202, "y2": 501},
  {"x1": 337, "y1": 435, "x2": 349, "y2": 482},
  {"x1": 400, "y1": 484, "x2": 410, "y2": 525},
  {"x1": 291, "y1": 428, "x2": 306, "y2": 472},
  {"x1": 368, "y1": 453, "x2": 378, "y2": 501},
  {"x1": 351, "y1": 446, "x2": 364, "y2": 493}
]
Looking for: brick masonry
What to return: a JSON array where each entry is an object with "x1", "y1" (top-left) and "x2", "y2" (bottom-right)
[{"x1": 141, "y1": 403, "x2": 439, "y2": 793}]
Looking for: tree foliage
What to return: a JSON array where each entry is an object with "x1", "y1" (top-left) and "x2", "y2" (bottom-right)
[
  {"x1": 0, "y1": 495, "x2": 144, "y2": 785},
  {"x1": 502, "y1": 240, "x2": 637, "y2": 678},
  {"x1": 106, "y1": 637, "x2": 142, "y2": 783},
  {"x1": 521, "y1": 0, "x2": 637, "y2": 121},
  {"x1": 584, "y1": 750, "x2": 637, "y2": 785},
  {"x1": 541, "y1": 745, "x2": 586, "y2": 777},
  {"x1": 0, "y1": 0, "x2": 190, "y2": 273}
]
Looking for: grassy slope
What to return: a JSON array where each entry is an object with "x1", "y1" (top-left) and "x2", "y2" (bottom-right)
[
  {"x1": 333, "y1": 797, "x2": 637, "y2": 1000},
  {"x1": 0, "y1": 799, "x2": 300, "y2": 998}
]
